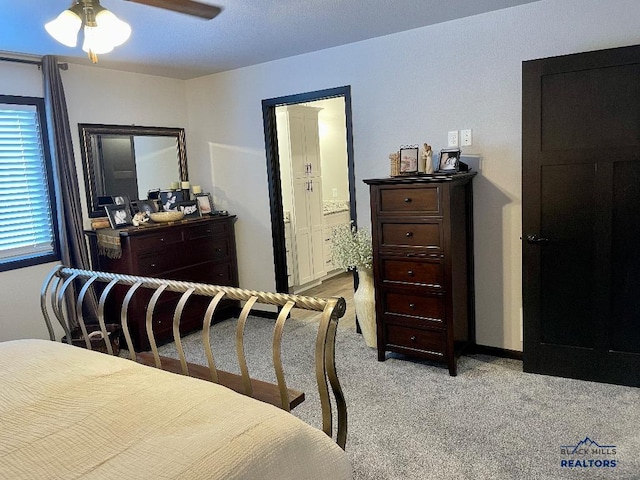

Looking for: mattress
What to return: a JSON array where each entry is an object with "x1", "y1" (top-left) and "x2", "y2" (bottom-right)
[{"x1": 0, "y1": 339, "x2": 352, "y2": 479}]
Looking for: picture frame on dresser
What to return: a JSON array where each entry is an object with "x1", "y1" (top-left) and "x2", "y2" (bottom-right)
[
  {"x1": 112, "y1": 194, "x2": 131, "y2": 208},
  {"x1": 136, "y1": 200, "x2": 159, "y2": 215},
  {"x1": 147, "y1": 189, "x2": 160, "y2": 200},
  {"x1": 105, "y1": 204, "x2": 133, "y2": 229},
  {"x1": 196, "y1": 193, "x2": 214, "y2": 215},
  {"x1": 159, "y1": 190, "x2": 183, "y2": 211},
  {"x1": 178, "y1": 200, "x2": 200, "y2": 219},
  {"x1": 399, "y1": 146, "x2": 419, "y2": 174},
  {"x1": 437, "y1": 148, "x2": 461, "y2": 173}
]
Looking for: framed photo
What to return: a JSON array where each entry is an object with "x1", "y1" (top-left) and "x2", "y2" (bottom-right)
[
  {"x1": 159, "y1": 190, "x2": 184, "y2": 211},
  {"x1": 136, "y1": 199, "x2": 159, "y2": 215},
  {"x1": 105, "y1": 204, "x2": 133, "y2": 229},
  {"x1": 112, "y1": 194, "x2": 131, "y2": 206},
  {"x1": 399, "y1": 146, "x2": 419, "y2": 174},
  {"x1": 195, "y1": 193, "x2": 214, "y2": 215},
  {"x1": 178, "y1": 200, "x2": 200, "y2": 219},
  {"x1": 438, "y1": 148, "x2": 461, "y2": 173},
  {"x1": 147, "y1": 189, "x2": 160, "y2": 200}
]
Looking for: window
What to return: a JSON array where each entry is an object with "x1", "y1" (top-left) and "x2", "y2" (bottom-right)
[{"x1": 0, "y1": 95, "x2": 59, "y2": 271}]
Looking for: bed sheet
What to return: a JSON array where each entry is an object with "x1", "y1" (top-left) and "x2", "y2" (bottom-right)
[{"x1": 0, "y1": 339, "x2": 351, "y2": 480}]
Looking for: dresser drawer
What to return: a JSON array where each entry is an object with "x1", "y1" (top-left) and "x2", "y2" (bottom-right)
[
  {"x1": 379, "y1": 186, "x2": 441, "y2": 215},
  {"x1": 186, "y1": 221, "x2": 228, "y2": 240},
  {"x1": 381, "y1": 257, "x2": 444, "y2": 290},
  {"x1": 383, "y1": 291, "x2": 445, "y2": 322},
  {"x1": 137, "y1": 252, "x2": 174, "y2": 275},
  {"x1": 381, "y1": 221, "x2": 442, "y2": 250},
  {"x1": 195, "y1": 236, "x2": 231, "y2": 262},
  {"x1": 385, "y1": 324, "x2": 446, "y2": 357},
  {"x1": 209, "y1": 262, "x2": 234, "y2": 285},
  {"x1": 130, "y1": 229, "x2": 184, "y2": 251},
  {"x1": 169, "y1": 261, "x2": 236, "y2": 287}
]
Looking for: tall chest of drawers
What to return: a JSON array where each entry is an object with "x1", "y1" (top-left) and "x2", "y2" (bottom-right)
[
  {"x1": 364, "y1": 174, "x2": 476, "y2": 376},
  {"x1": 86, "y1": 216, "x2": 239, "y2": 350}
]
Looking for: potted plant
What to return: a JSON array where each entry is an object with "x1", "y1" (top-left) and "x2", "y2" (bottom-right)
[{"x1": 331, "y1": 223, "x2": 376, "y2": 348}]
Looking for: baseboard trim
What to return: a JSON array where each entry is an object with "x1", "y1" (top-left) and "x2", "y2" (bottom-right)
[{"x1": 468, "y1": 344, "x2": 523, "y2": 361}]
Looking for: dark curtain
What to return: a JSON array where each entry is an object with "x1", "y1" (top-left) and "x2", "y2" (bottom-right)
[{"x1": 42, "y1": 55, "x2": 98, "y2": 327}]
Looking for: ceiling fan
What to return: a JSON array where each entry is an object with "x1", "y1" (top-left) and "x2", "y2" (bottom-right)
[
  {"x1": 46, "y1": 0, "x2": 222, "y2": 63},
  {"x1": 123, "y1": 0, "x2": 222, "y2": 20}
]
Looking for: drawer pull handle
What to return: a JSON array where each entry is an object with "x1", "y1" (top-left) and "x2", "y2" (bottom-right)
[
  {"x1": 407, "y1": 270, "x2": 414, "y2": 276},
  {"x1": 405, "y1": 232, "x2": 413, "y2": 238},
  {"x1": 410, "y1": 335, "x2": 417, "y2": 342},
  {"x1": 409, "y1": 303, "x2": 416, "y2": 309},
  {"x1": 159, "y1": 238, "x2": 164, "y2": 242},
  {"x1": 217, "y1": 273, "x2": 224, "y2": 277},
  {"x1": 404, "y1": 197, "x2": 412, "y2": 203},
  {"x1": 150, "y1": 263, "x2": 156, "y2": 268}
]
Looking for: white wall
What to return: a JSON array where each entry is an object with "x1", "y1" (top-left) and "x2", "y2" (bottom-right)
[
  {"x1": 316, "y1": 97, "x2": 350, "y2": 204},
  {"x1": 185, "y1": 0, "x2": 640, "y2": 351},
  {"x1": 0, "y1": 61, "x2": 188, "y2": 341}
]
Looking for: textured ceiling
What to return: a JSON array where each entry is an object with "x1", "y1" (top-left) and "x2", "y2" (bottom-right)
[{"x1": 1, "y1": 0, "x2": 540, "y2": 79}]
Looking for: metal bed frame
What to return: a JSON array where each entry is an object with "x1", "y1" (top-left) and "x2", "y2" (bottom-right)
[{"x1": 40, "y1": 265, "x2": 348, "y2": 449}]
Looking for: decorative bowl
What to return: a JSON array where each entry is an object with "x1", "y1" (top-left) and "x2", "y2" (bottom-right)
[{"x1": 149, "y1": 211, "x2": 184, "y2": 223}]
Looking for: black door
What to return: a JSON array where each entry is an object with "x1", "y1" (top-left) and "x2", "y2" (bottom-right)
[{"x1": 522, "y1": 44, "x2": 640, "y2": 387}]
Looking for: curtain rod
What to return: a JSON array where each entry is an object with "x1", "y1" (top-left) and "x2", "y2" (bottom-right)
[{"x1": 0, "y1": 55, "x2": 68, "y2": 70}]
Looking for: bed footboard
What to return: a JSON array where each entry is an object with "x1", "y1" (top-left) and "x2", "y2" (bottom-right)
[{"x1": 40, "y1": 265, "x2": 348, "y2": 449}]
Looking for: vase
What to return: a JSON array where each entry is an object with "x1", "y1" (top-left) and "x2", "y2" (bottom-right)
[{"x1": 354, "y1": 267, "x2": 377, "y2": 348}]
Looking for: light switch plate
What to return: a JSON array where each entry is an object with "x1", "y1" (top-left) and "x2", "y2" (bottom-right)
[
  {"x1": 461, "y1": 129, "x2": 472, "y2": 146},
  {"x1": 447, "y1": 130, "x2": 459, "y2": 147}
]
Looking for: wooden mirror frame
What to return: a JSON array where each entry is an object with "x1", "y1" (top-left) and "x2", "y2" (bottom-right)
[{"x1": 78, "y1": 123, "x2": 188, "y2": 218}]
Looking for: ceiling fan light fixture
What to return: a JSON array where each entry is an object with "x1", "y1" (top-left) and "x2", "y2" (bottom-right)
[
  {"x1": 94, "y1": 10, "x2": 131, "y2": 47},
  {"x1": 45, "y1": 0, "x2": 131, "y2": 63},
  {"x1": 82, "y1": 26, "x2": 116, "y2": 56},
  {"x1": 44, "y1": 9, "x2": 82, "y2": 47}
]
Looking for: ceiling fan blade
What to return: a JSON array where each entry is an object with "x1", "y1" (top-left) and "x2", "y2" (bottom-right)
[{"x1": 124, "y1": 0, "x2": 222, "y2": 20}]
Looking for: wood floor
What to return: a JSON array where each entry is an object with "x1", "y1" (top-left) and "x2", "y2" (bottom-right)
[{"x1": 290, "y1": 272, "x2": 356, "y2": 331}]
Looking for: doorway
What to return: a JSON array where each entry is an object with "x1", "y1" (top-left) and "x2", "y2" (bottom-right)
[
  {"x1": 262, "y1": 86, "x2": 357, "y2": 296},
  {"x1": 522, "y1": 44, "x2": 640, "y2": 387}
]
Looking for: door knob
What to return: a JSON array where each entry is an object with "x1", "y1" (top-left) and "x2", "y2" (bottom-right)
[
  {"x1": 526, "y1": 234, "x2": 549, "y2": 245},
  {"x1": 405, "y1": 232, "x2": 413, "y2": 238}
]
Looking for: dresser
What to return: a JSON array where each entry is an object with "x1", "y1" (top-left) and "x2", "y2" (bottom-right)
[
  {"x1": 86, "y1": 215, "x2": 239, "y2": 350},
  {"x1": 363, "y1": 174, "x2": 476, "y2": 376}
]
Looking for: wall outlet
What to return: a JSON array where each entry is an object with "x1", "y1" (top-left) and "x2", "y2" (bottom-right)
[
  {"x1": 447, "y1": 130, "x2": 459, "y2": 147},
  {"x1": 461, "y1": 129, "x2": 472, "y2": 146}
]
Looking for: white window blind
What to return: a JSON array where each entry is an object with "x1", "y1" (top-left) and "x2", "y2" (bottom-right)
[{"x1": 0, "y1": 101, "x2": 56, "y2": 265}]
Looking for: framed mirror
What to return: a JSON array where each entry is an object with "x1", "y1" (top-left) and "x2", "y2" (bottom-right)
[{"x1": 78, "y1": 123, "x2": 188, "y2": 218}]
